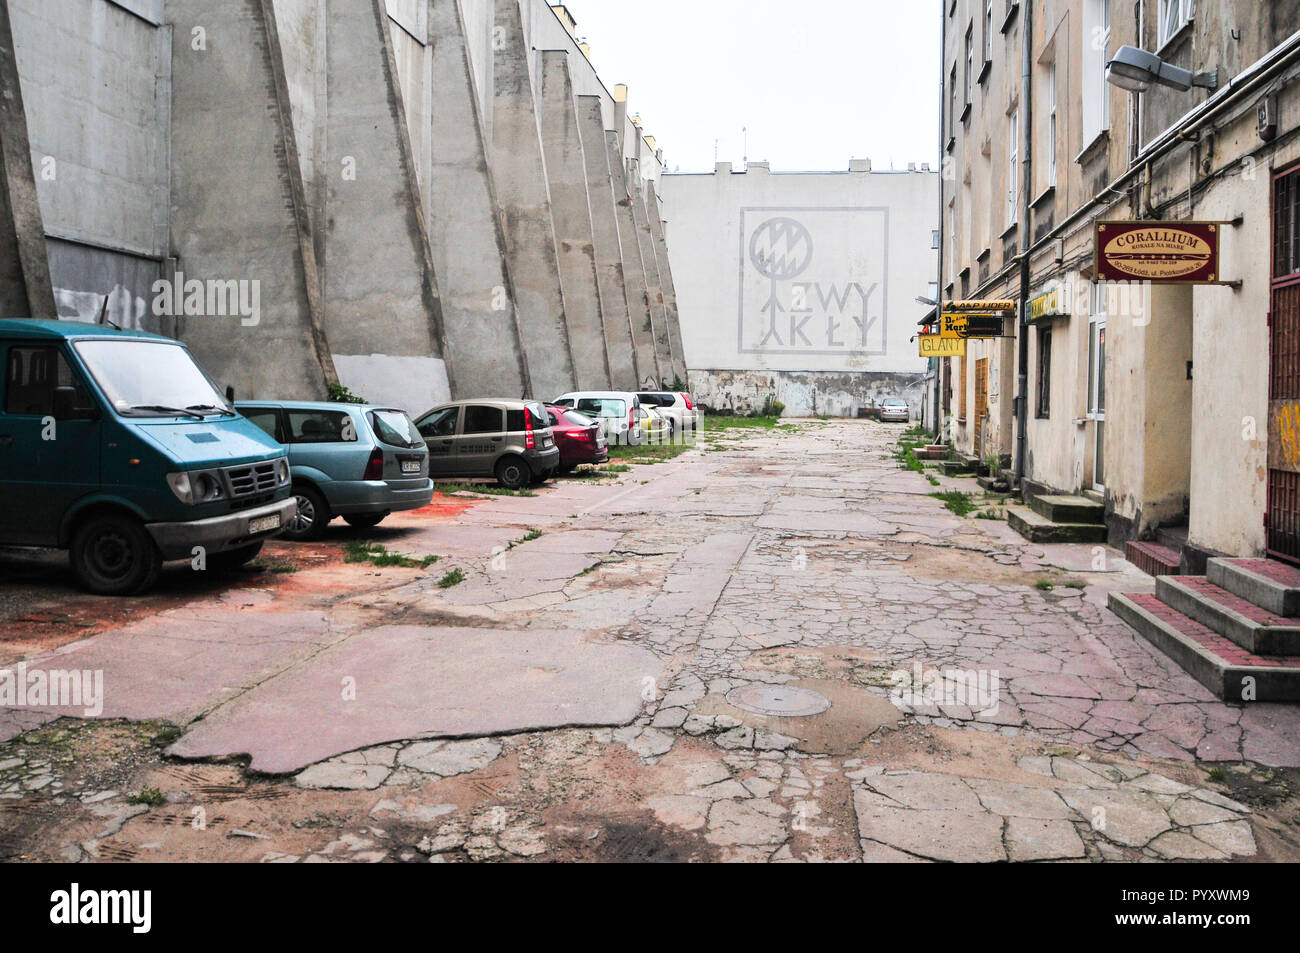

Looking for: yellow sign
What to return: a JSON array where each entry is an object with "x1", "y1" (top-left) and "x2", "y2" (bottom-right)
[
  {"x1": 920, "y1": 335, "x2": 966, "y2": 358},
  {"x1": 944, "y1": 300, "x2": 1016, "y2": 313},
  {"x1": 1028, "y1": 288, "x2": 1062, "y2": 321},
  {"x1": 940, "y1": 312, "x2": 1002, "y2": 339}
]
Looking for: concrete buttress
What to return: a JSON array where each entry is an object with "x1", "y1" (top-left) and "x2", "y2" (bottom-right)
[
  {"x1": 646, "y1": 179, "x2": 688, "y2": 385},
  {"x1": 537, "y1": 51, "x2": 611, "y2": 390},
  {"x1": 606, "y1": 130, "x2": 659, "y2": 387},
  {"x1": 489, "y1": 0, "x2": 576, "y2": 400}
]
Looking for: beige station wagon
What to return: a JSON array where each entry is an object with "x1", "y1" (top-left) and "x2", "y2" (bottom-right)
[{"x1": 413, "y1": 398, "x2": 560, "y2": 489}]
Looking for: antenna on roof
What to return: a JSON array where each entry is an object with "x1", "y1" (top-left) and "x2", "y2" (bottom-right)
[{"x1": 97, "y1": 293, "x2": 121, "y2": 331}]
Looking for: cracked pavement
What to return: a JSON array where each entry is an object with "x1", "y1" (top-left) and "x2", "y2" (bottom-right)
[{"x1": 2, "y1": 419, "x2": 1300, "y2": 862}]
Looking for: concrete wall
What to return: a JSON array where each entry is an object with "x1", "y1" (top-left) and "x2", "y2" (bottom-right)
[
  {"x1": 166, "y1": 0, "x2": 335, "y2": 399},
  {"x1": 320, "y1": 0, "x2": 449, "y2": 414},
  {"x1": 662, "y1": 162, "x2": 938, "y2": 415}
]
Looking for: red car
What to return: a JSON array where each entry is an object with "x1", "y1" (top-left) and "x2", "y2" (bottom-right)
[{"x1": 545, "y1": 405, "x2": 609, "y2": 472}]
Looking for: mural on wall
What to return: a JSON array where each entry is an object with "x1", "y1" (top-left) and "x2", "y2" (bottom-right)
[{"x1": 739, "y1": 207, "x2": 888, "y2": 358}]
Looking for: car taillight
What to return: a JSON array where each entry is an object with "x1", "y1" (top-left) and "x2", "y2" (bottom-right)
[
  {"x1": 524, "y1": 407, "x2": 535, "y2": 449},
  {"x1": 363, "y1": 449, "x2": 385, "y2": 480},
  {"x1": 572, "y1": 428, "x2": 592, "y2": 442},
  {"x1": 629, "y1": 407, "x2": 636, "y2": 430},
  {"x1": 681, "y1": 393, "x2": 693, "y2": 410}
]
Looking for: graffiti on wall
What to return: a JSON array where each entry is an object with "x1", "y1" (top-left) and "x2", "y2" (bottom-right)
[{"x1": 738, "y1": 207, "x2": 888, "y2": 357}]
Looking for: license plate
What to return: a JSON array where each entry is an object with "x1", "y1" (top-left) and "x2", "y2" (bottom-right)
[
  {"x1": 249, "y1": 514, "x2": 281, "y2": 534},
  {"x1": 543, "y1": 438, "x2": 553, "y2": 448},
  {"x1": 401, "y1": 460, "x2": 421, "y2": 474}
]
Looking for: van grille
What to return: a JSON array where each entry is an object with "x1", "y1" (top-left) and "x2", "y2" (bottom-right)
[{"x1": 224, "y1": 461, "x2": 279, "y2": 498}]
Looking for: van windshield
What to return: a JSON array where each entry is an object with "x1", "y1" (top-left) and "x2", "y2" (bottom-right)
[{"x1": 74, "y1": 339, "x2": 231, "y2": 417}]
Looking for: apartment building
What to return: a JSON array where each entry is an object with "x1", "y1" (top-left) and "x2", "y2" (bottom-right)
[{"x1": 936, "y1": 0, "x2": 1300, "y2": 570}]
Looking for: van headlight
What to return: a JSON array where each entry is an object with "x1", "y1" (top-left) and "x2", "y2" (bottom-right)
[
  {"x1": 276, "y1": 458, "x2": 291, "y2": 486},
  {"x1": 166, "y1": 469, "x2": 226, "y2": 505}
]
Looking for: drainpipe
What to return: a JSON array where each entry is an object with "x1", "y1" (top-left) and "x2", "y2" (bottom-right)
[
  {"x1": 934, "y1": 0, "x2": 947, "y2": 439},
  {"x1": 1013, "y1": 0, "x2": 1033, "y2": 488}
]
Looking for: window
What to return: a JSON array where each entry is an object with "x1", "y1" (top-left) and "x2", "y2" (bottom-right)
[
  {"x1": 1083, "y1": 0, "x2": 1111, "y2": 144},
  {"x1": 948, "y1": 208, "x2": 958, "y2": 285},
  {"x1": 948, "y1": 65, "x2": 958, "y2": 140},
  {"x1": 983, "y1": 0, "x2": 993, "y2": 65},
  {"x1": 285, "y1": 409, "x2": 356, "y2": 443},
  {"x1": 965, "y1": 25, "x2": 974, "y2": 106},
  {"x1": 1007, "y1": 108, "x2": 1020, "y2": 226},
  {"x1": 463, "y1": 405, "x2": 503, "y2": 434},
  {"x1": 5, "y1": 347, "x2": 90, "y2": 416},
  {"x1": 1158, "y1": 0, "x2": 1193, "y2": 47},
  {"x1": 931, "y1": 229, "x2": 941, "y2": 249},
  {"x1": 368, "y1": 409, "x2": 422, "y2": 448},
  {"x1": 576, "y1": 397, "x2": 626, "y2": 418},
  {"x1": 243, "y1": 409, "x2": 281, "y2": 441},
  {"x1": 1275, "y1": 165, "x2": 1300, "y2": 279},
  {"x1": 1047, "y1": 62, "x2": 1058, "y2": 187},
  {"x1": 417, "y1": 406, "x2": 458, "y2": 438},
  {"x1": 1036, "y1": 328, "x2": 1052, "y2": 418}
]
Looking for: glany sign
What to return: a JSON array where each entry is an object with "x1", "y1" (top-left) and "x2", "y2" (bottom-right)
[
  {"x1": 1095, "y1": 221, "x2": 1222, "y2": 283},
  {"x1": 919, "y1": 334, "x2": 966, "y2": 358}
]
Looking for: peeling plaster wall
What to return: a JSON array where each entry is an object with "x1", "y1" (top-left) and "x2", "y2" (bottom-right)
[{"x1": 690, "y1": 369, "x2": 926, "y2": 420}]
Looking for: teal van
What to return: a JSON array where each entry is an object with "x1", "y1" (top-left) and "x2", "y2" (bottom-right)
[{"x1": 0, "y1": 319, "x2": 295, "y2": 595}]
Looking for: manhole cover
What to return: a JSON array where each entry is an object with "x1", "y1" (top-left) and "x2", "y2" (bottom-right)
[{"x1": 726, "y1": 684, "x2": 831, "y2": 717}]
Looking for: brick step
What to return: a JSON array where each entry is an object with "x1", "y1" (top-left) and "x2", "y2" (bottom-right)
[
  {"x1": 1155, "y1": 576, "x2": 1300, "y2": 655},
  {"x1": 1108, "y1": 592, "x2": 1300, "y2": 702},
  {"x1": 1006, "y1": 505, "x2": 1108, "y2": 544},
  {"x1": 1207, "y1": 558, "x2": 1300, "y2": 617},
  {"x1": 915, "y1": 446, "x2": 949, "y2": 460},
  {"x1": 1028, "y1": 494, "x2": 1105, "y2": 524},
  {"x1": 938, "y1": 459, "x2": 973, "y2": 476},
  {"x1": 1125, "y1": 541, "x2": 1181, "y2": 578}
]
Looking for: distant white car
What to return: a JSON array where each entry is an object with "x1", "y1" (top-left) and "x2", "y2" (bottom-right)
[
  {"x1": 636, "y1": 391, "x2": 699, "y2": 439},
  {"x1": 552, "y1": 391, "x2": 644, "y2": 445},
  {"x1": 879, "y1": 398, "x2": 910, "y2": 423}
]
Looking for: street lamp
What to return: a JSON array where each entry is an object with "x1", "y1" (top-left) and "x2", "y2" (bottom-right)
[{"x1": 1105, "y1": 45, "x2": 1218, "y2": 93}]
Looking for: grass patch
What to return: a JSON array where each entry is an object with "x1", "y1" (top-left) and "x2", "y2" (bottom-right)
[
  {"x1": 437, "y1": 568, "x2": 465, "y2": 589},
  {"x1": 432, "y1": 481, "x2": 535, "y2": 497},
  {"x1": 344, "y1": 540, "x2": 439, "y2": 569},
  {"x1": 930, "y1": 490, "x2": 976, "y2": 517},
  {"x1": 126, "y1": 787, "x2": 166, "y2": 807},
  {"x1": 519, "y1": 528, "x2": 543, "y2": 543},
  {"x1": 150, "y1": 725, "x2": 184, "y2": 749},
  {"x1": 926, "y1": 475, "x2": 941, "y2": 486},
  {"x1": 1035, "y1": 579, "x2": 1056, "y2": 591},
  {"x1": 609, "y1": 442, "x2": 692, "y2": 465},
  {"x1": 249, "y1": 555, "x2": 298, "y2": 574},
  {"x1": 1207, "y1": 767, "x2": 1228, "y2": 783},
  {"x1": 701, "y1": 415, "x2": 780, "y2": 431}
]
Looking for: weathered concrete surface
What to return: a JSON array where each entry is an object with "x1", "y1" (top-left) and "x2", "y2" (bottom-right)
[
  {"x1": 168, "y1": 626, "x2": 662, "y2": 773},
  {"x1": 0, "y1": 0, "x2": 54, "y2": 318},
  {"x1": 630, "y1": 171, "x2": 673, "y2": 384},
  {"x1": 646, "y1": 180, "x2": 688, "y2": 385},
  {"x1": 538, "y1": 51, "x2": 611, "y2": 390},
  {"x1": 607, "y1": 131, "x2": 659, "y2": 386},
  {"x1": 4, "y1": 421, "x2": 1299, "y2": 864},
  {"x1": 322, "y1": 0, "x2": 449, "y2": 413},
  {"x1": 426, "y1": 0, "x2": 530, "y2": 400},
  {"x1": 488, "y1": 0, "x2": 575, "y2": 399},
  {"x1": 167, "y1": 0, "x2": 336, "y2": 399},
  {"x1": 576, "y1": 95, "x2": 637, "y2": 390}
]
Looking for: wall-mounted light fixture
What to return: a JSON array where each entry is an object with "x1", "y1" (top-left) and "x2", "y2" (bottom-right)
[{"x1": 1105, "y1": 45, "x2": 1218, "y2": 93}]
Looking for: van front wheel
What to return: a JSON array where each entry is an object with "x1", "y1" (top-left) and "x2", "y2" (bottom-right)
[{"x1": 71, "y1": 514, "x2": 163, "y2": 596}]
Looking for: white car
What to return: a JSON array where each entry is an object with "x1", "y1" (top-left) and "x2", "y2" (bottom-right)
[
  {"x1": 879, "y1": 398, "x2": 911, "y2": 423},
  {"x1": 637, "y1": 391, "x2": 699, "y2": 440},
  {"x1": 552, "y1": 391, "x2": 644, "y2": 445}
]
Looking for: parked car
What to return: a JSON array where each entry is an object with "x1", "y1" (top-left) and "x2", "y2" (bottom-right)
[
  {"x1": 0, "y1": 319, "x2": 295, "y2": 594},
  {"x1": 544, "y1": 405, "x2": 608, "y2": 471},
  {"x1": 636, "y1": 391, "x2": 699, "y2": 439},
  {"x1": 413, "y1": 399, "x2": 559, "y2": 489},
  {"x1": 237, "y1": 401, "x2": 432, "y2": 541},
  {"x1": 879, "y1": 398, "x2": 911, "y2": 423},
  {"x1": 551, "y1": 391, "x2": 643, "y2": 445},
  {"x1": 637, "y1": 405, "x2": 669, "y2": 444}
]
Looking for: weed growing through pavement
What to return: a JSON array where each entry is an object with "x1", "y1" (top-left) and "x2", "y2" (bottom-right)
[
  {"x1": 344, "y1": 540, "x2": 439, "y2": 569},
  {"x1": 930, "y1": 490, "x2": 976, "y2": 517},
  {"x1": 437, "y1": 568, "x2": 465, "y2": 588},
  {"x1": 126, "y1": 787, "x2": 166, "y2": 807}
]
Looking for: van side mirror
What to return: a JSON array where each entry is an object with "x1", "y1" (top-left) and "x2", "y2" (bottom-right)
[
  {"x1": 52, "y1": 386, "x2": 98, "y2": 420},
  {"x1": 225, "y1": 385, "x2": 235, "y2": 403}
]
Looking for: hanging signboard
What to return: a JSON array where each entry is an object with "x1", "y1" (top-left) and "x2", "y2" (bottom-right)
[
  {"x1": 1094, "y1": 221, "x2": 1223, "y2": 283},
  {"x1": 940, "y1": 312, "x2": 1005, "y2": 339},
  {"x1": 1027, "y1": 287, "x2": 1067, "y2": 322},
  {"x1": 920, "y1": 334, "x2": 966, "y2": 358}
]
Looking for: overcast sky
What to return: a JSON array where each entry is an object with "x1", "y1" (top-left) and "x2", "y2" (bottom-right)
[{"x1": 559, "y1": 0, "x2": 942, "y2": 173}]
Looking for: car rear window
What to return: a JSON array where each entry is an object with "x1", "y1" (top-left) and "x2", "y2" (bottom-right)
[
  {"x1": 368, "y1": 409, "x2": 422, "y2": 448},
  {"x1": 577, "y1": 398, "x2": 625, "y2": 418},
  {"x1": 563, "y1": 410, "x2": 596, "y2": 427},
  {"x1": 507, "y1": 403, "x2": 550, "y2": 432},
  {"x1": 286, "y1": 409, "x2": 357, "y2": 443}
]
